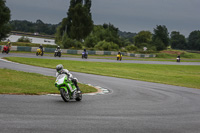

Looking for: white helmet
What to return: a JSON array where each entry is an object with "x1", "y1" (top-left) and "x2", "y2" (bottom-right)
[{"x1": 56, "y1": 64, "x2": 63, "y2": 73}]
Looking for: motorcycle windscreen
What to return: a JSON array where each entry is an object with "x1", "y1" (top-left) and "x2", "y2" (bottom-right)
[{"x1": 56, "y1": 74, "x2": 67, "y2": 85}]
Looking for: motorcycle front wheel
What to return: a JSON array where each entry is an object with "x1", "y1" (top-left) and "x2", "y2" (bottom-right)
[
  {"x1": 60, "y1": 88, "x2": 70, "y2": 102},
  {"x1": 76, "y1": 92, "x2": 82, "y2": 101}
]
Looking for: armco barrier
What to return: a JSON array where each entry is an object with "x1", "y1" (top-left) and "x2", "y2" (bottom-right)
[
  {"x1": 17, "y1": 46, "x2": 32, "y2": 52},
  {"x1": 67, "y1": 49, "x2": 78, "y2": 54},
  {"x1": 0, "y1": 45, "x2": 156, "y2": 57},
  {"x1": 45, "y1": 48, "x2": 55, "y2": 53}
]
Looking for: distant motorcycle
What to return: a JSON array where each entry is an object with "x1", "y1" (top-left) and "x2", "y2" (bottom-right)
[
  {"x1": 177, "y1": 57, "x2": 180, "y2": 62},
  {"x1": 2, "y1": 45, "x2": 10, "y2": 54},
  {"x1": 54, "y1": 49, "x2": 62, "y2": 57},
  {"x1": 117, "y1": 54, "x2": 122, "y2": 61},
  {"x1": 55, "y1": 74, "x2": 82, "y2": 102},
  {"x1": 82, "y1": 51, "x2": 88, "y2": 59},
  {"x1": 36, "y1": 48, "x2": 44, "y2": 56}
]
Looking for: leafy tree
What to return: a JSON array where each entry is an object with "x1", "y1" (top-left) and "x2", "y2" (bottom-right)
[
  {"x1": 0, "y1": 0, "x2": 11, "y2": 41},
  {"x1": 102, "y1": 23, "x2": 121, "y2": 46},
  {"x1": 120, "y1": 38, "x2": 132, "y2": 47},
  {"x1": 9, "y1": 20, "x2": 58, "y2": 35},
  {"x1": 188, "y1": 30, "x2": 200, "y2": 50},
  {"x1": 118, "y1": 31, "x2": 136, "y2": 46},
  {"x1": 84, "y1": 24, "x2": 122, "y2": 48},
  {"x1": 152, "y1": 25, "x2": 169, "y2": 51},
  {"x1": 134, "y1": 31, "x2": 152, "y2": 48},
  {"x1": 58, "y1": 0, "x2": 93, "y2": 41},
  {"x1": 170, "y1": 31, "x2": 186, "y2": 49},
  {"x1": 153, "y1": 38, "x2": 165, "y2": 51}
]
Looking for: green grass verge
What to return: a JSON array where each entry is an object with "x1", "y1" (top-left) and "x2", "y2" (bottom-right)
[
  {"x1": 125, "y1": 58, "x2": 200, "y2": 62},
  {"x1": 156, "y1": 50, "x2": 200, "y2": 59},
  {"x1": 0, "y1": 68, "x2": 97, "y2": 95},
  {"x1": 5, "y1": 57, "x2": 200, "y2": 89}
]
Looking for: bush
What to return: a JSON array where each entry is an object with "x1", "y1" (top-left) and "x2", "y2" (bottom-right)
[
  {"x1": 17, "y1": 36, "x2": 32, "y2": 43},
  {"x1": 61, "y1": 32, "x2": 82, "y2": 49},
  {"x1": 84, "y1": 36, "x2": 98, "y2": 48},
  {"x1": 125, "y1": 45, "x2": 137, "y2": 51},
  {"x1": 62, "y1": 38, "x2": 82, "y2": 49},
  {"x1": 181, "y1": 52, "x2": 200, "y2": 58},
  {"x1": 156, "y1": 53, "x2": 175, "y2": 58},
  {"x1": 94, "y1": 40, "x2": 119, "y2": 51}
]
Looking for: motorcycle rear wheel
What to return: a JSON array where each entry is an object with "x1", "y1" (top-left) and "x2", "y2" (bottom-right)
[{"x1": 60, "y1": 88, "x2": 70, "y2": 102}]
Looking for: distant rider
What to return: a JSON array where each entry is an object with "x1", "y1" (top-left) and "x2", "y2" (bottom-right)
[
  {"x1": 39, "y1": 44, "x2": 43, "y2": 54},
  {"x1": 56, "y1": 46, "x2": 61, "y2": 51},
  {"x1": 56, "y1": 64, "x2": 81, "y2": 93},
  {"x1": 82, "y1": 48, "x2": 88, "y2": 58},
  {"x1": 83, "y1": 49, "x2": 87, "y2": 55},
  {"x1": 118, "y1": 51, "x2": 121, "y2": 56},
  {"x1": 118, "y1": 51, "x2": 122, "y2": 58},
  {"x1": 177, "y1": 55, "x2": 181, "y2": 62},
  {"x1": 7, "y1": 39, "x2": 11, "y2": 51}
]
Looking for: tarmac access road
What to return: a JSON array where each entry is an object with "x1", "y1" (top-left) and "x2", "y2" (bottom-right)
[{"x1": 0, "y1": 53, "x2": 200, "y2": 133}]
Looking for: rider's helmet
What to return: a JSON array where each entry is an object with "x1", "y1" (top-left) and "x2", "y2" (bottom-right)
[
  {"x1": 57, "y1": 46, "x2": 60, "y2": 48},
  {"x1": 56, "y1": 64, "x2": 63, "y2": 73}
]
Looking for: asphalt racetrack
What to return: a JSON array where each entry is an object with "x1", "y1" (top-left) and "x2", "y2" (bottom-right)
[{"x1": 1, "y1": 53, "x2": 200, "y2": 133}]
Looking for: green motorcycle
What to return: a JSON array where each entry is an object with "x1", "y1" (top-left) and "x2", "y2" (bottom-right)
[{"x1": 55, "y1": 74, "x2": 82, "y2": 102}]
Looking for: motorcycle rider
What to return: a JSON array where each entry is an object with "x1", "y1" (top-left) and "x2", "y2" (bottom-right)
[
  {"x1": 7, "y1": 39, "x2": 11, "y2": 51},
  {"x1": 56, "y1": 64, "x2": 81, "y2": 93},
  {"x1": 82, "y1": 48, "x2": 88, "y2": 58},
  {"x1": 39, "y1": 44, "x2": 44, "y2": 54},
  {"x1": 56, "y1": 46, "x2": 61, "y2": 52},
  {"x1": 57, "y1": 46, "x2": 61, "y2": 50},
  {"x1": 117, "y1": 51, "x2": 122, "y2": 60},
  {"x1": 177, "y1": 55, "x2": 181, "y2": 62}
]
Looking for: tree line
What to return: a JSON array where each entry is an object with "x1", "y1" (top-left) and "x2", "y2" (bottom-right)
[
  {"x1": 0, "y1": 0, "x2": 200, "y2": 51},
  {"x1": 9, "y1": 19, "x2": 58, "y2": 35}
]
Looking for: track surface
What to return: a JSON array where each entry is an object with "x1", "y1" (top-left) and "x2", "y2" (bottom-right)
[
  {"x1": 1, "y1": 53, "x2": 200, "y2": 65},
  {"x1": 1, "y1": 53, "x2": 200, "y2": 133}
]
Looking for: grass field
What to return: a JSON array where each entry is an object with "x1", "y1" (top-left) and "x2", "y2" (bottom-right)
[
  {"x1": 0, "y1": 68, "x2": 97, "y2": 95},
  {"x1": 5, "y1": 57, "x2": 200, "y2": 89}
]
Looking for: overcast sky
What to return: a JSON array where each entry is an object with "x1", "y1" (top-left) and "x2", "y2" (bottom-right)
[{"x1": 6, "y1": 0, "x2": 200, "y2": 37}]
